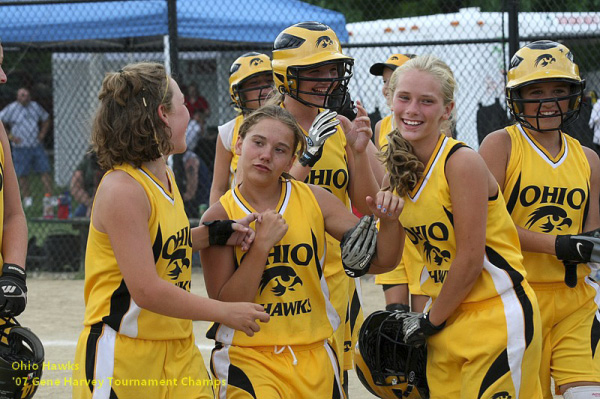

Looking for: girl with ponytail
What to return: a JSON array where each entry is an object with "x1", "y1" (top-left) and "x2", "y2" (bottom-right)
[{"x1": 381, "y1": 55, "x2": 543, "y2": 398}]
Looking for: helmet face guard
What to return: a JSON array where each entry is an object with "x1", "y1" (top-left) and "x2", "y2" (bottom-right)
[
  {"x1": 232, "y1": 71, "x2": 274, "y2": 114},
  {"x1": 506, "y1": 40, "x2": 585, "y2": 132},
  {"x1": 283, "y1": 59, "x2": 354, "y2": 110},
  {"x1": 355, "y1": 311, "x2": 428, "y2": 399},
  {"x1": 272, "y1": 22, "x2": 354, "y2": 110},
  {"x1": 229, "y1": 52, "x2": 274, "y2": 114},
  {"x1": 506, "y1": 78, "x2": 585, "y2": 132},
  {"x1": 0, "y1": 317, "x2": 45, "y2": 399}
]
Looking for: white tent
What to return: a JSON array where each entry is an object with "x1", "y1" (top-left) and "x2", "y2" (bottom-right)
[{"x1": 345, "y1": 8, "x2": 600, "y2": 149}]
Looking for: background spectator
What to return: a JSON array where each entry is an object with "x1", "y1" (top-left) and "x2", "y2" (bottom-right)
[
  {"x1": 0, "y1": 87, "x2": 52, "y2": 208},
  {"x1": 185, "y1": 109, "x2": 204, "y2": 154},
  {"x1": 69, "y1": 150, "x2": 104, "y2": 217},
  {"x1": 184, "y1": 83, "x2": 210, "y2": 123}
]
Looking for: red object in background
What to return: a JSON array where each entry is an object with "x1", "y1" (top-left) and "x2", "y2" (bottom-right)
[
  {"x1": 352, "y1": 205, "x2": 363, "y2": 218},
  {"x1": 57, "y1": 203, "x2": 69, "y2": 219},
  {"x1": 185, "y1": 96, "x2": 209, "y2": 116},
  {"x1": 57, "y1": 193, "x2": 70, "y2": 219}
]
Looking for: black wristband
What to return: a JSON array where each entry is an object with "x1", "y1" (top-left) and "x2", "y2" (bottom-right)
[
  {"x1": 203, "y1": 220, "x2": 235, "y2": 246},
  {"x1": 555, "y1": 234, "x2": 571, "y2": 261},
  {"x1": 386, "y1": 303, "x2": 410, "y2": 313},
  {"x1": 2, "y1": 263, "x2": 26, "y2": 282},
  {"x1": 299, "y1": 146, "x2": 323, "y2": 167},
  {"x1": 424, "y1": 312, "x2": 445, "y2": 332}
]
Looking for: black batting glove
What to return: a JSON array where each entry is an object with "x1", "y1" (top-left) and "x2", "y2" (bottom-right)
[
  {"x1": 401, "y1": 311, "x2": 445, "y2": 347},
  {"x1": 555, "y1": 228, "x2": 600, "y2": 264},
  {"x1": 0, "y1": 263, "x2": 27, "y2": 317}
]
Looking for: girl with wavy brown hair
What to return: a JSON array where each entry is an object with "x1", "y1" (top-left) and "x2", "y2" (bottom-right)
[
  {"x1": 73, "y1": 62, "x2": 269, "y2": 399},
  {"x1": 200, "y1": 104, "x2": 402, "y2": 399}
]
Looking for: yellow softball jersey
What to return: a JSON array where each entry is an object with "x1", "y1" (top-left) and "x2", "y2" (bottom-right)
[
  {"x1": 302, "y1": 121, "x2": 350, "y2": 208},
  {"x1": 399, "y1": 135, "x2": 526, "y2": 302},
  {"x1": 503, "y1": 124, "x2": 591, "y2": 283},
  {"x1": 376, "y1": 115, "x2": 426, "y2": 295},
  {"x1": 374, "y1": 238, "x2": 426, "y2": 296},
  {"x1": 378, "y1": 114, "x2": 394, "y2": 151},
  {"x1": 82, "y1": 163, "x2": 193, "y2": 340},
  {"x1": 208, "y1": 179, "x2": 340, "y2": 346},
  {"x1": 286, "y1": 105, "x2": 362, "y2": 371}
]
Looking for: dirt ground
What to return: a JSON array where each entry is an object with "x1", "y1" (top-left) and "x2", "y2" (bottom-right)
[
  {"x1": 19, "y1": 271, "x2": 388, "y2": 399},
  {"x1": 20, "y1": 271, "x2": 562, "y2": 399}
]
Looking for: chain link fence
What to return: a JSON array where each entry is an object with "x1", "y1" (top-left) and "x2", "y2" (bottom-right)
[{"x1": 0, "y1": 0, "x2": 598, "y2": 272}]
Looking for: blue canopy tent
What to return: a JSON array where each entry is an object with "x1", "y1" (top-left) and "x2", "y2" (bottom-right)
[
  {"x1": 0, "y1": 0, "x2": 349, "y2": 48},
  {"x1": 0, "y1": 1, "x2": 349, "y2": 188}
]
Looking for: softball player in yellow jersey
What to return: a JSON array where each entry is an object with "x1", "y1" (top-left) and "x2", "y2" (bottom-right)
[
  {"x1": 480, "y1": 41, "x2": 600, "y2": 399},
  {"x1": 382, "y1": 55, "x2": 543, "y2": 398},
  {"x1": 210, "y1": 52, "x2": 274, "y2": 205},
  {"x1": 72, "y1": 62, "x2": 269, "y2": 399},
  {"x1": 376, "y1": 115, "x2": 428, "y2": 313},
  {"x1": 200, "y1": 105, "x2": 402, "y2": 399},
  {"x1": 212, "y1": 114, "x2": 243, "y2": 200},
  {"x1": 270, "y1": 22, "x2": 385, "y2": 393},
  {"x1": 287, "y1": 109, "x2": 364, "y2": 374},
  {"x1": 370, "y1": 54, "x2": 429, "y2": 313},
  {"x1": 370, "y1": 53, "x2": 414, "y2": 151},
  {"x1": 0, "y1": 40, "x2": 28, "y2": 320}
]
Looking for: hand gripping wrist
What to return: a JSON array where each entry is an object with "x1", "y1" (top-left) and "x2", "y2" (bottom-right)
[{"x1": 203, "y1": 220, "x2": 235, "y2": 246}]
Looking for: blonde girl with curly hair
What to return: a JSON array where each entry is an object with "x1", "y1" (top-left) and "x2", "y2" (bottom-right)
[{"x1": 381, "y1": 54, "x2": 543, "y2": 398}]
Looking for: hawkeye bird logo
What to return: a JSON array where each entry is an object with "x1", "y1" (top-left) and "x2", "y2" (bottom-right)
[
  {"x1": 167, "y1": 257, "x2": 190, "y2": 281},
  {"x1": 491, "y1": 392, "x2": 512, "y2": 399},
  {"x1": 535, "y1": 54, "x2": 556, "y2": 68},
  {"x1": 316, "y1": 36, "x2": 334, "y2": 48},
  {"x1": 153, "y1": 225, "x2": 192, "y2": 290},
  {"x1": 390, "y1": 56, "x2": 399, "y2": 61},
  {"x1": 259, "y1": 266, "x2": 303, "y2": 297},
  {"x1": 423, "y1": 240, "x2": 451, "y2": 266},
  {"x1": 525, "y1": 205, "x2": 572, "y2": 233},
  {"x1": 250, "y1": 57, "x2": 263, "y2": 66}
]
